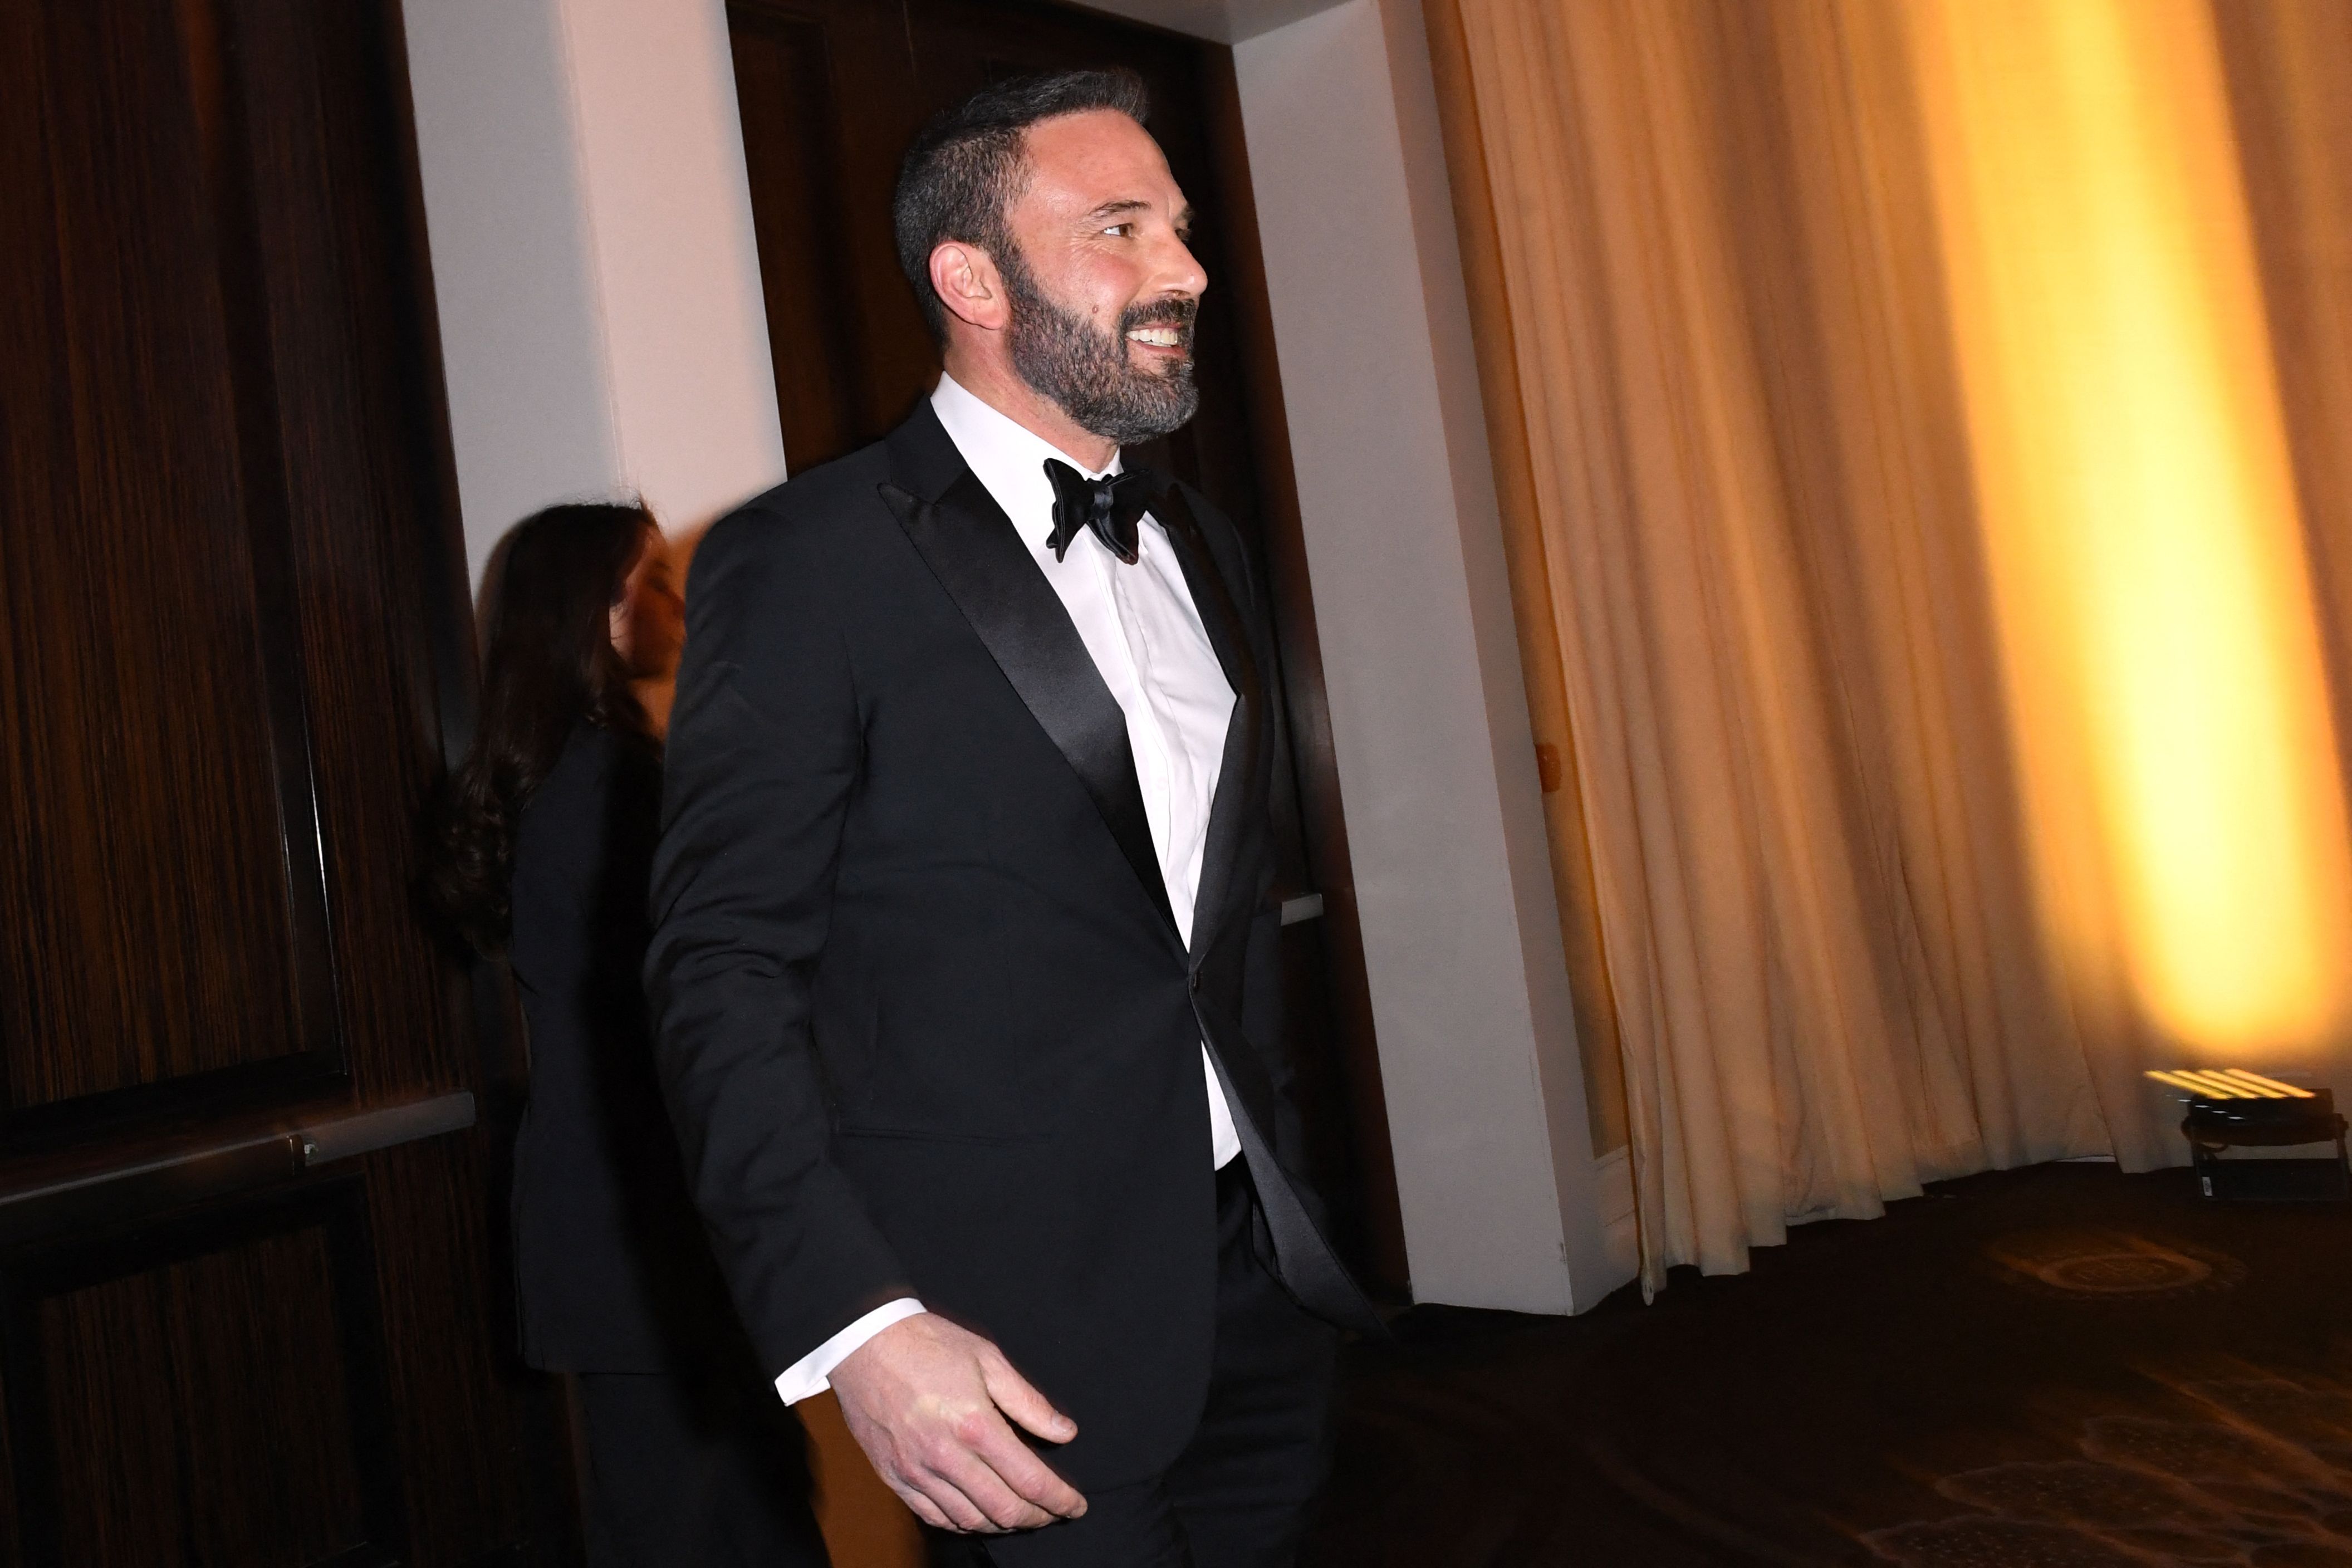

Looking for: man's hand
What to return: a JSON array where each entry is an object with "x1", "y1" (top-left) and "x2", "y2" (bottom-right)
[{"x1": 828, "y1": 1312, "x2": 1087, "y2": 1533}]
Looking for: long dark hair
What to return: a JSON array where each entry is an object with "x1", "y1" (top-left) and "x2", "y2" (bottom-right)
[{"x1": 429, "y1": 501, "x2": 657, "y2": 955}]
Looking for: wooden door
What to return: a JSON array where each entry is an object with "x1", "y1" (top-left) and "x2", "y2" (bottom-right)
[
  {"x1": 724, "y1": 0, "x2": 1408, "y2": 1294},
  {"x1": 0, "y1": 3, "x2": 570, "y2": 1563}
]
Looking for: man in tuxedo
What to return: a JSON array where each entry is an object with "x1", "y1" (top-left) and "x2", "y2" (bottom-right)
[{"x1": 646, "y1": 67, "x2": 1377, "y2": 1565}]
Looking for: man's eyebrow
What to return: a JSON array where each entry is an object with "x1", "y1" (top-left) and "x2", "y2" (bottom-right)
[{"x1": 1086, "y1": 199, "x2": 1152, "y2": 222}]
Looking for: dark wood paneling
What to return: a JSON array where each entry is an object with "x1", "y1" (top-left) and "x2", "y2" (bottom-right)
[
  {"x1": 0, "y1": 0, "x2": 573, "y2": 1559},
  {"x1": 360, "y1": 1135, "x2": 530, "y2": 1566},
  {"x1": 2, "y1": 1183, "x2": 401, "y2": 1567},
  {"x1": 223, "y1": 0, "x2": 477, "y2": 1112},
  {"x1": 0, "y1": 0, "x2": 338, "y2": 1122},
  {"x1": 731, "y1": 10, "x2": 865, "y2": 473},
  {"x1": 724, "y1": 0, "x2": 1407, "y2": 1288},
  {"x1": 1, "y1": 0, "x2": 493, "y2": 1137}
]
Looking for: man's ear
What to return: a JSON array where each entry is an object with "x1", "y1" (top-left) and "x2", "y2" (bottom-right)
[{"x1": 929, "y1": 241, "x2": 1008, "y2": 333}]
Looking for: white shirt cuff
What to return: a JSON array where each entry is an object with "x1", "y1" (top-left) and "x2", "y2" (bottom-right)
[{"x1": 773, "y1": 1297, "x2": 928, "y2": 1405}]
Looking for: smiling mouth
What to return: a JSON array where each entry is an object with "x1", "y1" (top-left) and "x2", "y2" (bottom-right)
[{"x1": 1126, "y1": 325, "x2": 1187, "y2": 350}]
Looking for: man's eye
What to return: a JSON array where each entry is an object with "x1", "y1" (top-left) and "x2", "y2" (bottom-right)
[{"x1": 1104, "y1": 223, "x2": 1133, "y2": 237}]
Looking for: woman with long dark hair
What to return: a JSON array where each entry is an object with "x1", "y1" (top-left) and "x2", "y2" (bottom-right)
[{"x1": 432, "y1": 501, "x2": 827, "y2": 1567}]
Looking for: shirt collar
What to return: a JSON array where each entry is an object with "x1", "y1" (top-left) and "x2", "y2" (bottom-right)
[{"x1": 930, "y1": 372, "x2": 1123, "y2": 541}]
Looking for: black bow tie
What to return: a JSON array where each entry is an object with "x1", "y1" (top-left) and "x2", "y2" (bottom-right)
[{"x1": 1043, "y1": 458, "x2": 1158, "y2": 565}]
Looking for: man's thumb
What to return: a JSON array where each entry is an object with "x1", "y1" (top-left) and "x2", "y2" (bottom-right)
[{"x1": 982, "y1": 1355, "x2": 1077, "y2": 1444}]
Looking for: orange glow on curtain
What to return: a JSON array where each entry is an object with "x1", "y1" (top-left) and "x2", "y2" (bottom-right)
[{"x1": 1908, "y1": 0, "x2": 2352, "y2": 1054}]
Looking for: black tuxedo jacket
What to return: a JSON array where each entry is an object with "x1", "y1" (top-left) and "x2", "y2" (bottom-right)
[{"x1": 646, "y1": 401, "x2": 1372, "y2": 1486}]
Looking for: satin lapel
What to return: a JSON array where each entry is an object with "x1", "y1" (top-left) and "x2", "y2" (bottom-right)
[
  {"x1": 879, "y1": 472, "x2": 1182, "y2": 943},
  {"x1": 1153, "y1": 484, "x2": 1261, "y2": 958}
]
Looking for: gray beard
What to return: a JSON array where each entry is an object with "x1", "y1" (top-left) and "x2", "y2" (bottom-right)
[{"x1": 1001, "y1": 253, "x2": 1199, "y2": 448}]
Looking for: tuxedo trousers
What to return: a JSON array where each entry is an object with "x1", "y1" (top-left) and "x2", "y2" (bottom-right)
[{"x1": 929, "y1": 1160, "x2": 1341, "y2": 1568}]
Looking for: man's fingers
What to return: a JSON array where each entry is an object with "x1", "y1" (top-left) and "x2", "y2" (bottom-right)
[
  {"x1": 973, "y1": 1355, "x2": 1086, "y2": 1518},
  {"x1": 833, "y1": 1319, "x2": 1083, "y2": 1532},
  {"x1": 890, "y1": 1481, "x2": 954, "y2": 1533},
  {"x1": 927, "y1": 1433, "x2": 1054, "y2": 1531},
  {"x1": 969, "y1": 1421, "x2": 1087, "y2": 1520},
  {"x1": 980, "y1": 1353, "x2": 1077, "y2": 1445},
  {"x1": 898, "y1": 1461, "x2": 997, "y2": 1535}
]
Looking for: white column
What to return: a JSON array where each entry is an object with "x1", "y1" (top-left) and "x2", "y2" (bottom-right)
[
  {"x1": 1234, "y1": 0, "x2": 1626, "y2": 1311},
  {"x1": 558, "y1": 0, "x2": 784, "y2": 534},
  {"x1": 403, "y1": 0, "x2": 785, "y2": 585},
  {"x1": 403, "y1": 0, "x2": 618, "y2": 586}
]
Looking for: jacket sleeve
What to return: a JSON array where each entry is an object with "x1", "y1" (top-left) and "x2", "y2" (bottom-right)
[{"x1": 645, "y1": 508, "x2": 913, "y2": 1377}]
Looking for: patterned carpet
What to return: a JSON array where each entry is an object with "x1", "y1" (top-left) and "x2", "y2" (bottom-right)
[{"x1": 1304, "y1": 1163, "x2": 2352, "y2": 1566}]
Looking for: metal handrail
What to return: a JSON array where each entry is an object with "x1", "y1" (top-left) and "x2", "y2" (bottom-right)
[{"x1": 0, "y1": 1091, "x2": 476, "y2": 1247}]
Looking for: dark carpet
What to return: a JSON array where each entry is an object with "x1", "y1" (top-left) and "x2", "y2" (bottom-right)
[{"x1": 1304, "y1": 1163, "x2": 2352, "y2": 1566}]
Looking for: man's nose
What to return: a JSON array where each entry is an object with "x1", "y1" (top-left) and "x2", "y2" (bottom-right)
[{"x1": 1158, "y1": 234, "x2": 1208, "y2": 298}]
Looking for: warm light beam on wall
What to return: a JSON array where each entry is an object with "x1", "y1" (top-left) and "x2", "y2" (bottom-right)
[{"x1": 1908, "y1": 0, "x2": 2352, "y2": 1054}]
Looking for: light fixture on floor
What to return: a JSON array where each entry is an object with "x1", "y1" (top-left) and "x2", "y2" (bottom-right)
[{"x1": 2145, "y1": 1069, "x2": 2350, "y2": 1200}]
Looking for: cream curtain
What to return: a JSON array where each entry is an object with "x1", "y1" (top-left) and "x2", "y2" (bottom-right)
[
  {"x1": 2220, "y1": 0, "x2": 2352, "y2": 838},
  {"x1": 1424, "y1": 0, "x2": 2161, "y2": 1293}
]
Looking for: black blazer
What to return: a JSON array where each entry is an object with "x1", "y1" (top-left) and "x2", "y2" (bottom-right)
[
  {"x1": 509, "y1": 722, "x2": 741, "y2": 1374},
  {"x1": 646, "y1": 403, "x2": 1373, "y2": 1487}
]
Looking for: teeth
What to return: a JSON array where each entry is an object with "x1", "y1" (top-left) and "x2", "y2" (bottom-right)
[{"x1": 1127, "y1": 327, "x2": 1182, "y2": 347}]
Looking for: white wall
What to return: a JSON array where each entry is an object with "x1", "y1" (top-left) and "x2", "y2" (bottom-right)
[
  {"x1": 404, "y1": 0, "x2": 615, "y2": 586},
  {"x1": 560, "y1": 0, "x2": 784, "y2": 537},
  {"x1": 405, "y1": 0, "x2": 785, "y2": 585},
  {"x1": 1234, "y1": 0, "x2": 1625, "y2": 1311}
]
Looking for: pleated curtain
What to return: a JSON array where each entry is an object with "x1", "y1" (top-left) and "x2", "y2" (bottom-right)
[{"x1": 1424, "y1": 0, "x2": 2142, "y2": 1294}]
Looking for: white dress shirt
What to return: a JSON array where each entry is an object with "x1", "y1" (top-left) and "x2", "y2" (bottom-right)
[{"x1": 773, "y1": 374, "x2": 1242, "y2": 1405}]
